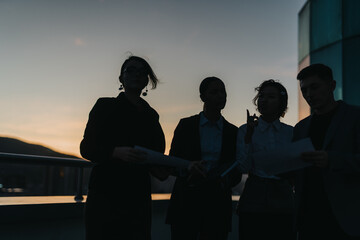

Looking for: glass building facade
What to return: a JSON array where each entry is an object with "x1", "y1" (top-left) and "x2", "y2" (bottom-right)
[{"x1": 298, "y1": 0, "x2": 360, "y2": 120}]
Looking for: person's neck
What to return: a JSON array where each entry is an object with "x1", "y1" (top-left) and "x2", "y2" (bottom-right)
[
  {"x1": 314, "y1": 99, "x2": 338, "y2": 115},
  {"x1": 203, "y1": 107, "x2": 221, "y2": 122},
  {"x1": 124, "y1": 91, "x2": 142, "y2": 107},
  {"x1": 260, "y1": 114, "x2": 278, "y2": 123}
]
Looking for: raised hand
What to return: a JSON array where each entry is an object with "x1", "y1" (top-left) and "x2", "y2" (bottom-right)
[{"x1": 245, "y1": 109, "x2": 259, "y2": 144}]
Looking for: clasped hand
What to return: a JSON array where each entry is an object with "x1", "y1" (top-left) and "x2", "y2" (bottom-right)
[{"x1": 187, "y1": 161, "x2": 207, "y2": 183}]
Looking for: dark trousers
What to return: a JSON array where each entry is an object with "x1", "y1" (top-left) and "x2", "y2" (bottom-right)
[
  {"x1": 85, "y1": 192, "x2": 151, "y2": 240},
  {"x1": 171, "y1": 224, "x2": 229, "y2": 240},
  {"x1": 299, "y1": 210, "x2": 360, "y2": 240},
  {"x1": 238, "y1": 212, "x2": 296, "y2": 240}
]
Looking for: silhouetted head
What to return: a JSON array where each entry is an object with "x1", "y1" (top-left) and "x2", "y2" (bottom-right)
[
  {"x1": 200, "y1": 77, "x2": 227, "y2": 111},
  {"x1": 297, "y1": 63, "x2": 334, "y2": 83},
  {"x1": 297, "y1": 64, "x2": 336, "y2": 113},
  {"x1": 253, "y1": 79, "x2": 288, "y2": 118},
  {"x1": 119, "y1": 56, "x2": 159, "y2": 94}
]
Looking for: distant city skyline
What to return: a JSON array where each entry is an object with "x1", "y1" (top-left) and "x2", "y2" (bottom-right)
[{"x1": 0, "y1": 0, "x2": 306, "y2": 156}]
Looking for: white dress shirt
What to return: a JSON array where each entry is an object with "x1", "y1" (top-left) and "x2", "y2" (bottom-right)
[
  {"x1": 236, "y1": 117, "x2": 293, "y2": 179},
  {"x1": 199, "y1": 112, "x2": 223, "y2": 171}
]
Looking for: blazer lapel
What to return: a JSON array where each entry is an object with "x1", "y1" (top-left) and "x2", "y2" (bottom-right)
[
  {"x1": 220, "y1": 119, "x2": 234, "y2": 164},
  {"x1": 322, "y1": 101, "x2": 346, "y2": 150}
]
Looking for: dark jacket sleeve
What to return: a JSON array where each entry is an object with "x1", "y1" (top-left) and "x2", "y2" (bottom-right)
[
  {"x1": 148, "y1": 110, "x2": 168, "y2": 180},
  {"x1": 167, "y1": 119, "x2": 191, "y2": 177},
  {"x1": 148, "y1": 109, "x2": 166, "y2": 154},
  {"x1": 169, "y1": 119, "x2": 188, "y2": 159},
  {"x1": 80, "y1": 99, "x2": 116, "y2": 164}
]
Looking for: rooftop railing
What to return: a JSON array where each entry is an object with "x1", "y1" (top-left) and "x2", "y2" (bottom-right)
[{"x1": 0, "y1": 152, "x2": 93, "y2": 202}]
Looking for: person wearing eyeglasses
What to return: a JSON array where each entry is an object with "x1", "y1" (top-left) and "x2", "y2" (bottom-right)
[{"x1": 80, "y1": 55, "x2": 166, "y2": 240}]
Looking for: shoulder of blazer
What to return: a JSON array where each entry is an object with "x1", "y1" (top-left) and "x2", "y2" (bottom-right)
[
  {"x1": 177, "y1": 114, "x2": 200, "y2": 129},
  {"x1": 294, "y1": 115, "x2": 311, "y2": 128},
  {"x1": 293, "y1": 115, "x2": 312, "y2": 141},
  {"x1": 170, "y1": 114, "x2": 201, "y2": 159},
  {"x1": 180, "y1": 114, "x2": 200, "y2": 122},
  {"x1": 223, "y1": 118, "x2": 237, "y2": 132},
  {"x1": 89, "y1": 97, "x2": 118, "y2": 115},
  {"x1": 138, "y1": 97, "x2": 160, "y2": 120},
  {"x1": 143, "y1": 104, "x2": 160, "y2": 121},
  {"x1": 342, "y1": 101, "x2": 360, "y2": 117},
  {"x1": 95, "y1": 97, "x2": 118, "y2": 106},
  {"x1": 96, "y1": 96, "x2": 160, "y2": 120}
]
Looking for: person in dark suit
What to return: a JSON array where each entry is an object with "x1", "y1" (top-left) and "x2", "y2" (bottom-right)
[
  {"x1": 80, "y1": 55, "x2": 166, "y2": 240},
  {"x1": 293, "y1": 63, "x2": 360, "y2": 239},
  {"x1": 166, "y1": 77, "x2": 241, "y2": 240},
  {"x1": 236, "y1": 80, "x2": 296, "y2": 240}
]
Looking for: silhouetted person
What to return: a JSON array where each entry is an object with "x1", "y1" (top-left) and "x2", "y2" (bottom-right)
[
  {"x1": 294, "y1": 64, "x2": 360, "y2": 239},
  {"x1": 236, "y1": 80, "x2": 296, "y2": 240},
  {"x1": 80, "y1": 55, "x2": 165, "y2": 240},
  {"x1": 166, "y1": 77, "x2": 241, "y2": 240}
]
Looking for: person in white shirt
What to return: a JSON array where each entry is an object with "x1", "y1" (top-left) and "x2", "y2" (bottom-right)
[
  {"x1": 236, "y1": 79, "x2": 296, "y2": 240},
  {"x1": 166, "y1": 77, "x2": 241, "y2": 240}
]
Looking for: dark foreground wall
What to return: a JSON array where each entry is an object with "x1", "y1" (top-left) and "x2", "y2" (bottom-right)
[{"x1": 0, "y1": 201, "x2": 239, "y2": 240}]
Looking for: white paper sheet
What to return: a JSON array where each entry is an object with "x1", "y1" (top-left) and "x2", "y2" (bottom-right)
[
  {"x1": 252, "y1": 138, "x2": 314, "y2": 175},
  {"x1": 134, "y1": 146, "x2": 190, "y2": 168}
]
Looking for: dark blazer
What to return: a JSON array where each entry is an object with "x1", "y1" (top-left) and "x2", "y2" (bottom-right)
[
  {"x1": 293, "y1": 101, "x2": 360, "y2": 236},
  {"x1": 166, "y1": 114, "x2": 241, "y2": 232},
  {"x1": 80, "y1": 92, "x2": 165, "y2": 239}
]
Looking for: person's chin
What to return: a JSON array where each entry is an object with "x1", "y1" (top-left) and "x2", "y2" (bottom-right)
[
  {"x1": 218, "y1": 104, "x2": 226, "y2": 110},
  {"x1": 258, "y1": 108, "x2": 266, "y2": 115},
  {"x1": 307, "y1": 100, "x2": 316, "y2": 109},
  {"x1": 310, "y1": 104, "x2": 321, "y2": 113},
  {"x1": 309, "y1": 101, "x2": 319, "y2": 108},
  {"x1": 127, "y1": 85, "x2": 144, "y2": 92}
]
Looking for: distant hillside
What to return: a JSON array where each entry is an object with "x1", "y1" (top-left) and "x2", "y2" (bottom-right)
[{"x1": 0, "y1": 136, "x2": 79, "y2": 159}]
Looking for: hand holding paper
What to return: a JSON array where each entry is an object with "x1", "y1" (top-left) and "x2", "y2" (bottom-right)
[
  {"x1": 134, "y1": 146, "x2": 190, "y2": 168},
  {"x1": 113, "y1": 146, "x2": 147, "y2": 163},
  {"x1": 252, "y1": 138, "x2": 314, "y2": 175}
]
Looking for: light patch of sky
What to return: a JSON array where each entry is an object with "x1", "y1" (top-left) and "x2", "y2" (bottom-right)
[{"x1": 0, "y1": 0, "x2": 307, "y2": 156}]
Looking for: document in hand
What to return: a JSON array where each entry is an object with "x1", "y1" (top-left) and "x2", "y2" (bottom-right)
[
  {"x1": 252, "y1": 138, "x2": 314, "y2": 175},
  {"x1": 134, "y1": 146, "x2": 190, "y2": 168}
]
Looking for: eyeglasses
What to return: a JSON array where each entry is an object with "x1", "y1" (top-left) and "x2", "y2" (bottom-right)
[{"x1": 123, "y1": 66, "x2": 148, "y2": 76}]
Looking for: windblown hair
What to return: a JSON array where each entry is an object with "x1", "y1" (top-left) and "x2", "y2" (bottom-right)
[
  {"x1": 119, "y1": 55, "x2": 159, "y2": 89},
  {"x1": 253, "y1": 79, "x2": 288, "y2": 118}
]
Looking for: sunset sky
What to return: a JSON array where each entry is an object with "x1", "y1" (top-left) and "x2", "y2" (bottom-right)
[{"x1": 0, "y1": 0, "x2": 306, "y2": 157}]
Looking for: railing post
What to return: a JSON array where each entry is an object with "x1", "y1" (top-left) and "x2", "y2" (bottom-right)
[{"x1": 74, "y1": 167, "x2": 84, "y2": 203}]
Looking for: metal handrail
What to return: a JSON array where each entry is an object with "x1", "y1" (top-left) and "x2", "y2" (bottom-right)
[
  {"x1": 0, "y1": 152, "x2": 92, "y2": 167},
  {"x1": 0, "y1": 152, "x2": 93, "y2": 202}
]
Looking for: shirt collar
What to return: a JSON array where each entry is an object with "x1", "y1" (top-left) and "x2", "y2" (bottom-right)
[
  {"x1": 199, "y1": 112, "x2": 223, "y2": 130},
  {"x1": 258, "y1": 117, "x2": 281, "y2": 132}
]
